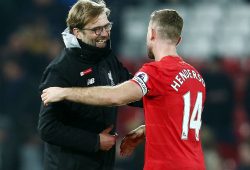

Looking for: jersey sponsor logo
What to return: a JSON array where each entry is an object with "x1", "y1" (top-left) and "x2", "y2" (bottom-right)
[
  {"x1": 80, "y1": 68, "x2": 92, "y2": 76},
  {"x1": 133, "y1": 72, "x2": 149, "y2": 95},
  {"x1": 87, "y1": 78, "x2": 95, "y2": 85}
]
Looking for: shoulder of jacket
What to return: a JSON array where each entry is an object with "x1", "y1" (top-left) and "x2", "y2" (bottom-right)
[
  {"x1": 48, "y1": 49, "x2": 77, "y2": 70},
  {"x1": 43, "y1": 50, "x2": 77, "y2": 78}
]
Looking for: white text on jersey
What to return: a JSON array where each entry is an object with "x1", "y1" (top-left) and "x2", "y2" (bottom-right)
[{"x1": 171, "y1": 69, "x2": 205, "y2": 92}]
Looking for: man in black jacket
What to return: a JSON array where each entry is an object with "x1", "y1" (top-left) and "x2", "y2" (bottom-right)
[{"x1": 38, "y1": 0, "x2": 141, "y2": 169}]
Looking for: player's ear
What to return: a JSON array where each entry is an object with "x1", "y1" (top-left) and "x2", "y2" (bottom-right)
[
  {"x1": 150, "y1": 28, "x2": 156, "y2": 41},
  {"x1": 72, "y1": 28, "x2": 81, "y2": 39},
  {"x1": 176, "y1": 37, "x2": 181, "y2": 46}
]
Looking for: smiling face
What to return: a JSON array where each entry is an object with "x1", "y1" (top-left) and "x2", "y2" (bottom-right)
[
  {"x1": 67, "y1": 0, "x2": 111, "y2": 48},
  {"x1": 76, "y1": 12, "x2": 111, "y2": 48}
]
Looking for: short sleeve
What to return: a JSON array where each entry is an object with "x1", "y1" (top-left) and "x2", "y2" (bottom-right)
[{"x1": 131, "y1": 64, "x2": 160, "y2": 97}]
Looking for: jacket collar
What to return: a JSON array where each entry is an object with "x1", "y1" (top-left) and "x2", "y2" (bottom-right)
[{"x1": 62, "y1": 28, "x2": 112, "y2": 64}]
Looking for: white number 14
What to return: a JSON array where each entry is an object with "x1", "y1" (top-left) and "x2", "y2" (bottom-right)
[{"x1": 181, "y1": 91, "x2": 203, "y2": 141}]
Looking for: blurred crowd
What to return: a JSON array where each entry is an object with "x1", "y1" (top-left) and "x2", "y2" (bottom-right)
[{"x1": 1, "y1": 0, "x2": 250, "y2": 170}]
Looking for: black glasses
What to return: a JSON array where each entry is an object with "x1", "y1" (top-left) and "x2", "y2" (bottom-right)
[{"x1": 81, "y1": 22, "x2": 113, "y2": 35}]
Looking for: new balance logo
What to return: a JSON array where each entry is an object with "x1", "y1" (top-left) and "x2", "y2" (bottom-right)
[{"x1": 87, "y1": 78, "x2": 95, "y2": 86}]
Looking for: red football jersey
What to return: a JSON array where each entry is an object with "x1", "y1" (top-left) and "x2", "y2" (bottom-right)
[{"x1": 131, "y1": 56, "x2": 206, "y2": 170}]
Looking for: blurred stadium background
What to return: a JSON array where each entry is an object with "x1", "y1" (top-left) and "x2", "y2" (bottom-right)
[{"x1": 1, "y1": 0, "x2": 250, "y2": 170}]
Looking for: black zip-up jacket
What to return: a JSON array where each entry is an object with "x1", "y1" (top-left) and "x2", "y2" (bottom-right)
[{"x1": 38, "y1": 29, "x2": 142, "y2": 170}]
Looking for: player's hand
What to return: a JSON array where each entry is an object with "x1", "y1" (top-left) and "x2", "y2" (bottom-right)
[
  {"x1": 41, "y1": 87, "x2": 65, "y2": 105},
  {"x1": 99, "y1": 125, "x2": 118, "y2": 151},
  {"x1": 120, "y1": 125, "x2": 145, "y2": 157}
]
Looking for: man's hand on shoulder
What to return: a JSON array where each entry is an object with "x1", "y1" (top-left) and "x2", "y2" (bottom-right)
[{"x1": 41, "y1": 87, "x2": 66, "y2": 105}]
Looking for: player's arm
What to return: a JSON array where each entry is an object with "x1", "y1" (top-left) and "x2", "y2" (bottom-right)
[
  {"x1": 41, "y1": 80, "x2": 143, "y2": 106},
  {"x1": 38, "y1": 67, "x2": 112, "y2": 153}
]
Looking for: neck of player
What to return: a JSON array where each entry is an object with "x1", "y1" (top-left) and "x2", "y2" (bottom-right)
[{"x1": 153, "y1": 39, "x2": 179, "y2": 61}]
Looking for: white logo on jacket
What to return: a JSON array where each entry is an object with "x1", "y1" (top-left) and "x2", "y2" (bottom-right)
[{"x1": 87, "y1": 78, "x2": 95, "y2": 86}]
